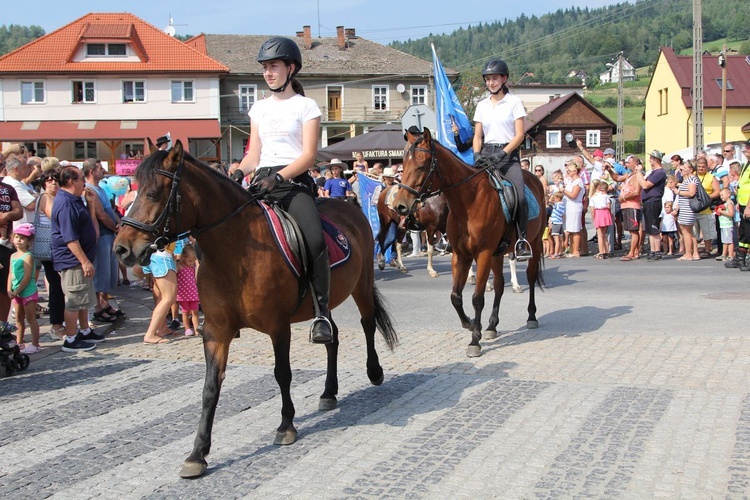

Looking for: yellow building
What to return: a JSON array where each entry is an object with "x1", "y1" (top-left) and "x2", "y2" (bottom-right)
[{"x1": 644, "y1": 47, "x2": 750, "y2": 156}]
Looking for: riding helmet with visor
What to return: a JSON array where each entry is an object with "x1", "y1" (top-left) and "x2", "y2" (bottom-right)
[
  {"x1": 481, "y1": 58, "x2": 509, "y2": 77},
  {"x1": 257, "y1": 37, "x2": 302, "y2": 92}
]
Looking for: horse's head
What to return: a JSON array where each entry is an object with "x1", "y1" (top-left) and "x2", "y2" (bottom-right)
[
  {"x1": 393, "y1": 127, "x2": 438, "y2": 217},
  {"x1": 114, "y1": 140, "x2": 189, "y2": 266}
]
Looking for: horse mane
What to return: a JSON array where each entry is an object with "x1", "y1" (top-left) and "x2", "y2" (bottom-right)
[{"x1": 135, "y1": 150, "x2": 251, "y2": 198}]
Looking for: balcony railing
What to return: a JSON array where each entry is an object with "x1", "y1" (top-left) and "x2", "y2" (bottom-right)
[{"x1": 224, "y1": 104, "x2": 409, "y2": 124}]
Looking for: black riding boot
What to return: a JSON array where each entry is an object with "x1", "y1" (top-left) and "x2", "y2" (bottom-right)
[
  {"x1": 514, "y1": 201, "x2": 532, "y2": 261},
  {"x1": 309, "y1": 251, "x2": 333, "y2": 344}
]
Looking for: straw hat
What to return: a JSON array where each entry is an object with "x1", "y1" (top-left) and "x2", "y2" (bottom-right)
[{"x1": 324, "y1": 158, "x2": 347, "y2": 169}]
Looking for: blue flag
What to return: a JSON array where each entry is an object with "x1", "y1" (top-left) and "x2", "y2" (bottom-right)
[
  {"x1": 357, "y1": 174, "x2": 393, "y2": 260},
  {"x1": 432, "y1": 44, "x2": 474, "y2": 165}
]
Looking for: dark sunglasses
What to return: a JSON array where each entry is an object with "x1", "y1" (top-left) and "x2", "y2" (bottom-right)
[{"x1": 534, "y1": 169, "x2": 543, "y2": 172}]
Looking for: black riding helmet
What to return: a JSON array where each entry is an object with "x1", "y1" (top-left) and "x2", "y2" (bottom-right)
[
  {"x1": 257, "y1": 37, "x2": 302, "y2": 93},
  {"x1": 482, "y1": 58, "x2": 509, "y2": 77}
]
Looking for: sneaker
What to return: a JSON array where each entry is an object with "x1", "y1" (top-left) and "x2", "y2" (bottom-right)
[
  {"x1": 78, "y1": 328, "x2": 106, "y2": 343},
  {"x1": 184, "y1": 328, "x2": 195, "y2": 336},
  {"x1": 21, "y1": 344, "x2": 41, "y2": 354},
  {"x1": 61, "y1": 335, "x2": 96, "y2": 352},
  {"x1": 168, "y1": 319, "x2": 181, "y2": 331}
]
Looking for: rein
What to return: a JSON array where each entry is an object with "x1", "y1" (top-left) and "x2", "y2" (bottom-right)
[
  {"x1": 121, "y1": 158, "x2": 258, "y2": 250},
  {"x1": 397, "y1": 140, "x2": 493, "y2": 205}
]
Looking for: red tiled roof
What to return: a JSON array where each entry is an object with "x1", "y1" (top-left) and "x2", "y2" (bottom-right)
[
  {"x1": 183, "y1": 34, "x2": 207, "y2": 55},
  {"x1": 660, "y1": 46, "x2": 750, "y2": 109},
  {"x1": 0, "y1": 12, "x2": 228, "y2": 74},
  {"x1": 0, "y1": 119, "x2": 220, "y2": 144}
]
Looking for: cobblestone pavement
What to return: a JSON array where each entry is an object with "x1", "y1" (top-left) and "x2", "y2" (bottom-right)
[{"x1": 2, "y1": 253, "x2": 750, "y2": 498}]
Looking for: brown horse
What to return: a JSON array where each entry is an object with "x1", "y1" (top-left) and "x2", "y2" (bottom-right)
[
  {"x1": 376, "y1": 185, "x2": 449, "y2": 277},
  {"x1": 393, "y1": 128, "x2": 545, "y2": 357},
  {"x1": 113, "y1": 141, "x2": 397, "y2": 478}
]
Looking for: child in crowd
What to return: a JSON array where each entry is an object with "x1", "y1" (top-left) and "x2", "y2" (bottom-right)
[
  {"x1": 715, "y1": 187, "x2": 736, "y2": 262},
  {"x1": 589, "y1": 180, "x2": 613, "y2": 258},
  {"x1": 548, "y1": 191, "x2": 565, "y2": 259},
  {"x1": 7, "y1": 223, "x2": 40, "y2": 354},
  {"x1": 176, "y1": 244, "x2": 201, "y2": 336},
  {"x1": 660, "y1": 201, "x2": 677, "y2": 255}
]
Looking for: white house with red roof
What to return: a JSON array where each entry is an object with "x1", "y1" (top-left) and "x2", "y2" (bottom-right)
[{"x1": 0, "y1": 12, "x2": 228, "y2": 168}]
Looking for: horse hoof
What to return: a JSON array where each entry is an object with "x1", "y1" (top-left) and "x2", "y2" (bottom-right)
[
  {"x1": 378, "y1": 262, "x2": 385, "y2": 271},
  {"x1": 466, "y1": 345, "x2": 482, "y2": 357},
  {"x1": 527, "y1": 320, "x2": 539, "y2": 329},
  {"x1": 319, "y1": 397, "x2": 337, "y2": 411},
  {"x1": 484, "y1": 330, "x2": 497, "y2": 340},
  {"x1": 179, "y1": 461, "x2": 207, "y2": 479},
  {"x1": 274, "y1": 426, "x2": 298, "y2": 445},
  {"x1": 399, "y1": 267, "x2": 408, "y2": 273},
  {"x1": 370, "y1": 372, "x2": 384, "y2": 386},
  {"x1": 513, "y1": 286, "x2": 523, "y2": 294},
  {"x1": 429, "y1": 271, "x2": 439, "y2": 278}
]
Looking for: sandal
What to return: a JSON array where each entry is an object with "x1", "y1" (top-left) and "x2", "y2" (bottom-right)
[
  {"x1": 620, "y1": 256, "x2": 633, "y2": 261},
  {"x1": 37, "y1": 305, "x2": 49, "y2": 315},
  {"x1": 92, "y1": 310, "x2": 117, "y2": 323}
]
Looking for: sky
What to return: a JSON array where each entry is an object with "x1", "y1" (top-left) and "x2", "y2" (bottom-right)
[{"x1": 4, "y1": 0, "x2": 625, "y2": 45}]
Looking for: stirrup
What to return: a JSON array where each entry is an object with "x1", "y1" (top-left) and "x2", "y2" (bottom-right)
[
  {"x1": 309, "y1": 316, "x2": 333, "y2": 344},
  {"x1": 514, "y1": 238, "x2": 533, "y2": 261}
]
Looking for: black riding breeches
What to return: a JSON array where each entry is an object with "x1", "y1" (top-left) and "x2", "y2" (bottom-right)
[{"x1": 484, "y1": 152, "x2": 526, "y2": 209}]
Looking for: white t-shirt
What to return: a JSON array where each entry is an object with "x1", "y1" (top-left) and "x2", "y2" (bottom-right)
[
  {"x1": 3, "y1": 176, "x2": 36, "y2": 228},
  {"x1": 248, "y1": 94, "x2": 321, "y2": 168},
  {"x1": 473, "y1": 93, "x2": 526, "y2": 144}
]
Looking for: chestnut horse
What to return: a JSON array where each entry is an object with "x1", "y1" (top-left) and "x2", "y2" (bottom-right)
[
  {"x1": 114, "y1": 141, "x2": 397, "y2": 478},
  {"x1": 393, "y1": 128, "x2": 545, "y2": 357},
  {"x1": 376, "y1": 186, "x2": 449, "y2": 277}
]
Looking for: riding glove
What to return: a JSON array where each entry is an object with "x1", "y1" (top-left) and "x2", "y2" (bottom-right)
[
  {"x1": 473, "y1": 151, "x2": 483, "y2": 163},
  {"x1": 254, "y1": 173, "x2": 284, "y2": 195},
  {"x1": 491, "y1": 150, "x2": 508, "y2": 163},
  {"x1": 231, "y1": 170, "x2": 245, "y2": 183}
]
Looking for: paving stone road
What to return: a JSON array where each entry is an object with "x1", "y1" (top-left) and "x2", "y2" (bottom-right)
[{"x1": 1, "y1": 252, "x2": 749, "y2": 499}]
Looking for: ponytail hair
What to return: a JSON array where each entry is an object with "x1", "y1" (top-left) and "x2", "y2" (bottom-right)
[{"x1": 291, "y1": 79, "x2": 305, "y2": 96}]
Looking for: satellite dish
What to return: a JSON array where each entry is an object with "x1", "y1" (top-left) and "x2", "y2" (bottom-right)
[
  {"x1": 396, "y1": 84, "x2": 406, "y2": 93},
  {"x1": 164, "y1": 25, "x2": 176, "y2": 37}
]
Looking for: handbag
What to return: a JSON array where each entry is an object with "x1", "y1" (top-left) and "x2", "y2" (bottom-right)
[
  {"x1": 31, "y1": 196, "x2": 52, "y2": 261},
  {"x1": 689, "y1": 180, "x2": 712, "y2": 213}
]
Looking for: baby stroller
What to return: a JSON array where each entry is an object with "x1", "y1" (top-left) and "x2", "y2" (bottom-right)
[{"x1": 0, "y1": 331, "x2": 30, "y2": 377}]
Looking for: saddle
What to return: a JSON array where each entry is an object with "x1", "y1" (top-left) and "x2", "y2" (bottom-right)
[
  {"x1": 486, "y1": 172, "x2": 540, "y2": 223},
  {"x1": 258, "y1": 200, "x2": 351, "y2": 279}
]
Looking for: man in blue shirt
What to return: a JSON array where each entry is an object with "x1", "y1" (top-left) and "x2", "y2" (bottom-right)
[{"x1": 51, "y1": 166, "x2": 105, "y2": 351}]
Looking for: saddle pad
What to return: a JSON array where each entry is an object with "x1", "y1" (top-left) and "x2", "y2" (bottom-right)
[
  {"x1": 489, "y1": 178, "x2": 541, "y2": 222},
  {"x1": 259, "y1": 201, "x2": 351, "y2": 278}
]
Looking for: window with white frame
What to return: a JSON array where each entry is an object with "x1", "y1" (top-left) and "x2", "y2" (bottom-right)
[
  {"x1": 171, "y1": 80, "x2": 195, "y2": 103},
  {"x1": 586, "y1": 130, "x2": 601, "y2": 147},
  {"x1": 373, "y1": 85, "x2": 388, "y2": 111},
  {"x1": 21, "y1": 81, "x2": 45, "y2": 104},
  {"x1": 86, "y1": 43, "x2": 127, "y2": 56},
  {"x1": 72, "y1": 81, "x2": 95, "y2": 103},
  {"x1": 411, "y1": 86, "x2": 428, "y2": 105},
  {"x1": 238, "y1": 84, "x2": 257, "y2": 112},
  {"x1": 123, "y1": 81, "x2": 145, "y2": 103},
  {"x1": 546, "y1": 130, "x2": 561, "y2": 148}
]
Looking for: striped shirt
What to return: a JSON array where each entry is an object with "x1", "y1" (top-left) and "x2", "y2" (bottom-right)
[{"x1": 550, "y1": 201, "x2": 565, "y2": 224}]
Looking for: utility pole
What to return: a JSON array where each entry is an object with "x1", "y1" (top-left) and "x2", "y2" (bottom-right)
[
  {"x1": 692, "y1": 0, "x2": 704, "y2": 155},
  {"x1": 616, "y1": 51, "x2": 624, "y2": 160},
  {"x1": 719, "y1": 43, "x2": 727, "y2": 149}
]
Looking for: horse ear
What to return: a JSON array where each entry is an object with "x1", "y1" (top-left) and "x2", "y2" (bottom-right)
[
  {"x1": 422, "y1": 128, "x2": 432, "y2": 142},
  {"x1": 166, "y1": 140, "x2": 185, "y2": 168},
  {"x1": 147, "y1": 138, "x2": 157, "y2": 154}
]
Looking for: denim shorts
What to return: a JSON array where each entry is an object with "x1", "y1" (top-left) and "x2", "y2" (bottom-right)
[{"x1": 141, "y1": 252, "x2": 176, "y2": 278}]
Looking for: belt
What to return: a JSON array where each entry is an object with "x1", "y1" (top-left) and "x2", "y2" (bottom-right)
[{"x1": 483, "y1": 143, "x2": 509, "y2": 152}]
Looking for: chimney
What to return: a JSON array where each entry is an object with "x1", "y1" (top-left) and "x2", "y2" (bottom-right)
[
  {"x1": 303, "y1": 25, "x2": 312, "y2": 50},
  {"x1": 336, "y1": 26, "x2": 346, "y2": 50},
  {"x1": 296, "y1": 30, "x2": 304, "y2": 38},
  {"x1": 344, "y1": 28, "x2": 356, "y2": 39}
]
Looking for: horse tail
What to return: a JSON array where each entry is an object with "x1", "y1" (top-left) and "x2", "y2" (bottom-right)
[
  {"x1": 533, "y1": 258, "x2": 546, "y2": 291},
  {"x1": 373, "y1": 285, "x2": 398, "y2": 351}
]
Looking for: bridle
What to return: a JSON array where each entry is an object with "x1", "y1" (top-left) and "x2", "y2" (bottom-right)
[
  {"x1": 121, "y1": 155, "x2": 257, "y2": 251},
  {"x1": 397, "y1": 136, "x2": 492, "y2": 214}
]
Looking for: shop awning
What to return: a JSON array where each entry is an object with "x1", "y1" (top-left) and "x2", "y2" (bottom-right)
[{"x1": 0, "y1": 119, "x2": 220, "y2": 144}]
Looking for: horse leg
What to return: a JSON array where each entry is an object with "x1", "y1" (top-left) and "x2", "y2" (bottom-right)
[
  {"x1": 450, "y1": 255, "x2": 474, "y2": 332},
  {"x1": 361, "y1": 313, "x2": 385, "y2": 386},
  {"x1": 395, "y1": 242, "x2": 407, "y2": 273},
  {"x1": 466, "y1": 253, "x2": 492, "y2": 357},
  {"x1": 319, "y1": 319, "x2": 340, "y2": 410},
  {"x1": 272, "y1": 331, "x2": 298, "y2": 445},
  {"x1": 485, "y1": 257, "x2": 506, "y2": 340},
  {"x1": 526, "y1": 255, "x2": 540, "y2": 329},
  {"x1": 376, "y1": 251, "x2": 385, "y2": 271},
  {"x1": 467, "y1": 264, "x2": 476, "y2": 285},
  {"x1": 426, "y1": 241, "x2": 439, "y2": 277},
  {"x1": 180, "y1": 333, "x2": 231, "y2": 478},
  {"x1": 509, "y1": 253, "x2": 522, "y2": 293}
]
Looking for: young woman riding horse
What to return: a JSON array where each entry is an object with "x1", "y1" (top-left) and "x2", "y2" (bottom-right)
[{"x1": 232, "y1": 37, "x2": 332, "y2": 344}]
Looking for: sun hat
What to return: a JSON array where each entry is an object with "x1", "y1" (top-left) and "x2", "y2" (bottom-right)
[
  {"x1": 592, "y1": 149, "x2": 604, "y2": 158},
  {"x1": 324, "y1": 159, "x2": 347, "y2": 169},
  {"x1": 13, "y1": 223, "x2": 35, "y2": 237},
  {"x1": 603, "y1": 147, "x2": 616, "y2": 156},
  {"x1": 382, "y1": 167, "x2": 396, "y2": 177}
]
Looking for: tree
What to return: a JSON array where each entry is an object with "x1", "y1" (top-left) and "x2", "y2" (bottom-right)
[{"x1": 0, "y1": 24, "x2": 45, "y2": 56}]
